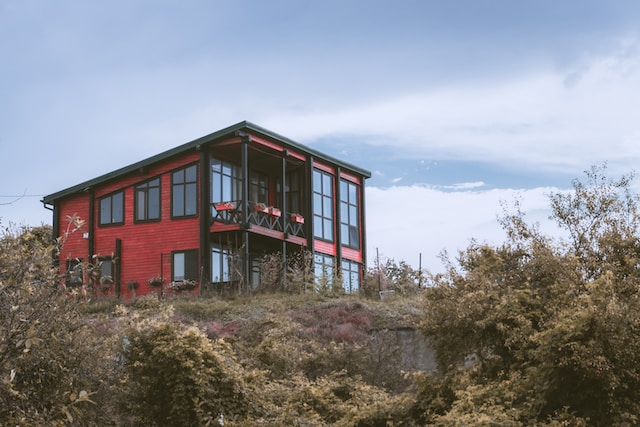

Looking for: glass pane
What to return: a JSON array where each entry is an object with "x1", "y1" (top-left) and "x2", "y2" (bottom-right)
[
  {"x1": 112, "y1": 193, "x2": 123, "y2": 223},
  {"x1": 173, "y1": 170, "x2": 184, "y2": 184},
  {"x1": 150, "y1": 178, "x2": 160, "y2": 187},
  {"x1": 340, "y1": 180, "x2": 348, "y2": 201},
  {"x1": 313, "y1": 216, "x2": 323, "y2": 238},
  {"x1": 313, "y1": 193, "x2": 322, "y2": 215},
  {"x1": 101, "y1": 259, "x2": 113, "y2": 277},
  {"x1": 323, "y1": 174, "x2": 332, "y2": 196},
  {"x1": 323, "y1": 196, "x2": 332, "y2": 218},
  {"x1": 136, "y1": 190, "x2": 146, "y2": 220},
  {"x1": 313, "y1": 170, "x2": 322, "y2": 193},
  {"x1": 222, "y1": 175, "x2": 231, "y2": 201},
  {"x1": 341, "y1": 224, "x2": 349, "y2": 245},
  {"x1": 212, "y1": 173, "x2": 221, "y2": 202},
  {"x1": 212, "y1": 249, "x2": 221, "y2": 282},
  {"x1": 222, "y1": 163, "x2": 231, "y2": 176},
  {"x1": 349, "y1": 183, "x2": 357, "y2": 202},
  {"x1": 350, "y1": 205, "x2": 358, "y2": 225},
  {"x1": 211, "y1": 158, "x2": 221, "y2": 172},
  {"x1": 324, "y1": 219, "x2": 333, "y2": 241},
  {"x1": 100, "y1": 198, "x2": 110, "y2": 224},
  {"x1": 186, "y1": 165, "x2": 197, "y2": 182},
  {"x1": 185, "y1": 183, "x2": 197, "y2": 215},
  {"x1": 350, "y1": 226, "x2": 359, "y2": 248},
  {"x1": 174, "y1": 253, "x2": 185, "y2": 281},
  {"x1": 149, "y1": 188, "x2": 160, "y2": 219},
  {"x1": 340, "y1": 202, "x2": 348, "y2": 222},
  {"x1": 173, "y1": 186, "x2": 184, "y2": 216}
]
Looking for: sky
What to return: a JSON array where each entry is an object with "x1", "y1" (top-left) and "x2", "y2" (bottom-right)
[{"x1": 2, "y1": 0, "x2": 640, "y2": 273}]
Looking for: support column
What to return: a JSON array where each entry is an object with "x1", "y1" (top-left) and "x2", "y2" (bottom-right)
[
  {"x1": 240, "y1": 135, "x2": 251, "y2": 291},
  {"x1": 281, "y1": 155, "x2": 287, "y2": 289}
]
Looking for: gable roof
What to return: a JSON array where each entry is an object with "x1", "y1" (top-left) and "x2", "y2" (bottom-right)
[{"x1": 42, "y1": 121, "x2": 371, "y2": 204}]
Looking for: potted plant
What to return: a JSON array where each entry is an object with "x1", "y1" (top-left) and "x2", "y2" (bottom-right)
[
  {"x1": 290, "y1": 213, "x2": 304, "y2": 224},
  {"x1": 169, "y1": 279, "x2": 197, "y2": 292},
  {"x1": 148, "y1": 276, "x2": 164, "y2": 287},
  {"x1": 254, "y1": 202, "x2": 268, "y2": 213},
  {"x1": 214, "y1": 201, "x2": 235, "y2": 211},
  {"x1": 269, "y1": 207, "x2": 281, "y2": 217}
]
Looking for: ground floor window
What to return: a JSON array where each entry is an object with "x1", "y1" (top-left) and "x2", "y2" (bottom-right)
[
  {"x1": 341, "y1": 259, "x2": 361, "y2": 293},
  {"x1": 65, "y1": 258, "x2": 83, "y2": 287},
  {"x1": 314, "y1": 253, "x2": 334, "y2": 289},
  {"x1": 211, "y1": 245, "x2": 231, "y2": 283},
  {"x1": 172, "y1": 250, "x2": 198, "y2": 282}
]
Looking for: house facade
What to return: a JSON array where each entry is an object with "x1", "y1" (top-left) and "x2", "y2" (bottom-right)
[{"x1": 42, "y1": 121, "x2": 371, "y2": 299}]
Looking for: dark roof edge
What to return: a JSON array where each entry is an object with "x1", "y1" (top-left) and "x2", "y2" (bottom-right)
[{"x1": 43, "y1": 121, "x2": 371, "y2": 204}]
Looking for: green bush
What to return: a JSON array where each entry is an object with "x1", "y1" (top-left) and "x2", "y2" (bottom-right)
[{"x1": 120, "y1": 320, "x2": 247, "y2": 426}]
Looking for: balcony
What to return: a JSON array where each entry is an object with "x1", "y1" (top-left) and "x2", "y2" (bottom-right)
[{"x1": 211, "y1": 201, "x2": 306, "y2": 241}]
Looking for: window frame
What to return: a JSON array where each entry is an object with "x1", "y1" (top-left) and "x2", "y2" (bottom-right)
[
  {"x1": 172, "y1": 249, "x2": 199, "y2": 282},
  {"x1": 171, "y1": 164, "x2": 198, "y2": 218},
  {"x1": 313, "y1": 169, "x2": 334, "y2": 242},
  {"x1": 134, "y1": 177, "x2": 161, "y2": 223},
  {"x1": 314, "y1": 253, "x2": 334, "y2": 288},
  {"x1": 341, "y1": 259, "x2": 361, "y2": 293},
  {"x1": 211, "y1": 157, "x2": 242, "y2": 204},
  {"x1": 340, "y1": 179, "x2": 360, "y2": 249},
  {"x1": 98, "y1": 190, "x2": 125, "y2": 226}
]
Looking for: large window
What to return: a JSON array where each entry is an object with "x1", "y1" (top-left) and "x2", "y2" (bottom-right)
[
  {"x1": 65, "y1": 258, "x2": 83, "y2": 287},
  {"x1": 276, "y1": 170, "x2": 301, "y2": 214},
  {"x1": 314, "y1": 253, "x2": 334, "y2": 288},
  {"x1": 211, "y1": 158, "x2": 242, "y2": 204},
  {"x1": 135, "y1": 177, "x2": 161, "y2": 222},
  {"x1": 211, "y1": 245, "x2": 231, "y2": 283},
  {"x1": 99, "y1": 191, "x2": 124, "y2": 225},
  {"x1": 341, "y1": 259, "x2": 360, "y2": 293},
  {"x1": 250, "y1": 170, "x2": 269, "y2": 204},
  {"x1": 172, "y1": 250, "x2": 198, "y2": 282},
  {"x1": 340, "y1": 179, "x2": 360, "y2": 249},
  {"x1": 172, "y1": 164, "x2": 198, "y2": 217},
  {"x1": 313, "y1": 169, "x2": 334, "y2": 241}
]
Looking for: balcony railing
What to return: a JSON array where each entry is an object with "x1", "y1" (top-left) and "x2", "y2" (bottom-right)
[{"x1": 211, "y1": 201, "x2": 305, "y2": 238}]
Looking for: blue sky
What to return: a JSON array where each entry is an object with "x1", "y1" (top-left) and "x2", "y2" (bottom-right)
[{"x1": 2, "y1": 1, "x2": 640, "y2": 272}]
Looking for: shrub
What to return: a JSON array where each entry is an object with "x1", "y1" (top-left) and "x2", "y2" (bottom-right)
[{"x1": 120, "y1": 320, "x2": 247, "y2": 426}]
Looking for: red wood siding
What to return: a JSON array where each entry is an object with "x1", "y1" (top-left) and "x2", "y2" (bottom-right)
[
  {"x1": 55, "y1": 152, "x2": 201, "y2": 298},
  {"x1": 58, "y1": 194, "x2": 91, "y2": 262}
]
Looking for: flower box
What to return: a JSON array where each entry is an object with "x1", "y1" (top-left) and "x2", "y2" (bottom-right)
[
  {"x1": 254, "y1": 203, "x2": 268, "y2": 213},
  {"x1": 148, "y1": 277, "x2": 164, "y2": 287},
  {"x1": 290, "y1": 213, "x2": 304, "y2": 224},
  {"x1": 214, "y1": 202, "x2": 236, "y2": 211},
  {"x1": 169, "y1": 279, "x2": 197, "y2": 291},
  {"x1": 269, "y1": 207, "x2": 281, "y2": 217}
]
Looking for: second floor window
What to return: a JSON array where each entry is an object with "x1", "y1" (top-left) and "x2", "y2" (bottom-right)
[
  {"x1": 135, "y1": 178, "x2": 161, "y2": 221},
  {"x1": 211, "y1": 158, "x2": 242, "y2": 204},
  {"x1": 340, "y1": 180, "x2": 360, "y2": 249},
  {"x1": 99, "y1": 191, "x2": 124, "y2": 225},
  {"x1": 313, "y1": 169, "x2": 334, "y2": 241},
  {"x1": 250, "y1": 171, "x2": 269, "y2": 204},
  {"x1": 172, "y1": 164, "x2": 197, "y2": 217}
]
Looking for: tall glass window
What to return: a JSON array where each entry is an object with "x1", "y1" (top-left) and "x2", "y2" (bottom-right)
[
  {"x1": 172, "y1": 250, "x2": 198, "y2": 281},
  {"x1": 313, "y1": 169, "x2": 334, "y2": 241},
  {"x1": 135, "y1": 178, "x2": 161, "y2": 221},
  {"x1": 340, "y1": 179, "x2": 360, "y2": 249},
  {"x1": 172, "y1": 165, "x2": 197, "y2": 217},
  {"x1": 211, "y1": 158, "x2": 242, "y2": 204},
  {"x1": 250, "y1": 170, "x2": 269, "y2": 204},
  {"x1": 211, "y1": 245, "x2": 230, "y2": 283},
  {"x1": 276, "y1": 170, "x2": 301, "y2": 214},
  {"x1": 99, "y1": 191, "x2": 124, "y2": 225},
  {"x1": 314, "y1": 253, "x2": 334, "y2": 288},
  {"x1": 341, "y1": 259, "x2": 360, "y2": 293}
]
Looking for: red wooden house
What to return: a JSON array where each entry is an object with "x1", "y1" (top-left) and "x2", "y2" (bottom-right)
[{"x1": 42, "y1": 121, "x2": 371, "y2": 299}]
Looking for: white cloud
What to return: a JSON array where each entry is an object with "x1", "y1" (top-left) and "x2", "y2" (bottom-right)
[{"x1": 262, "y1": 38, "x2": 640, "y2": 177}]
